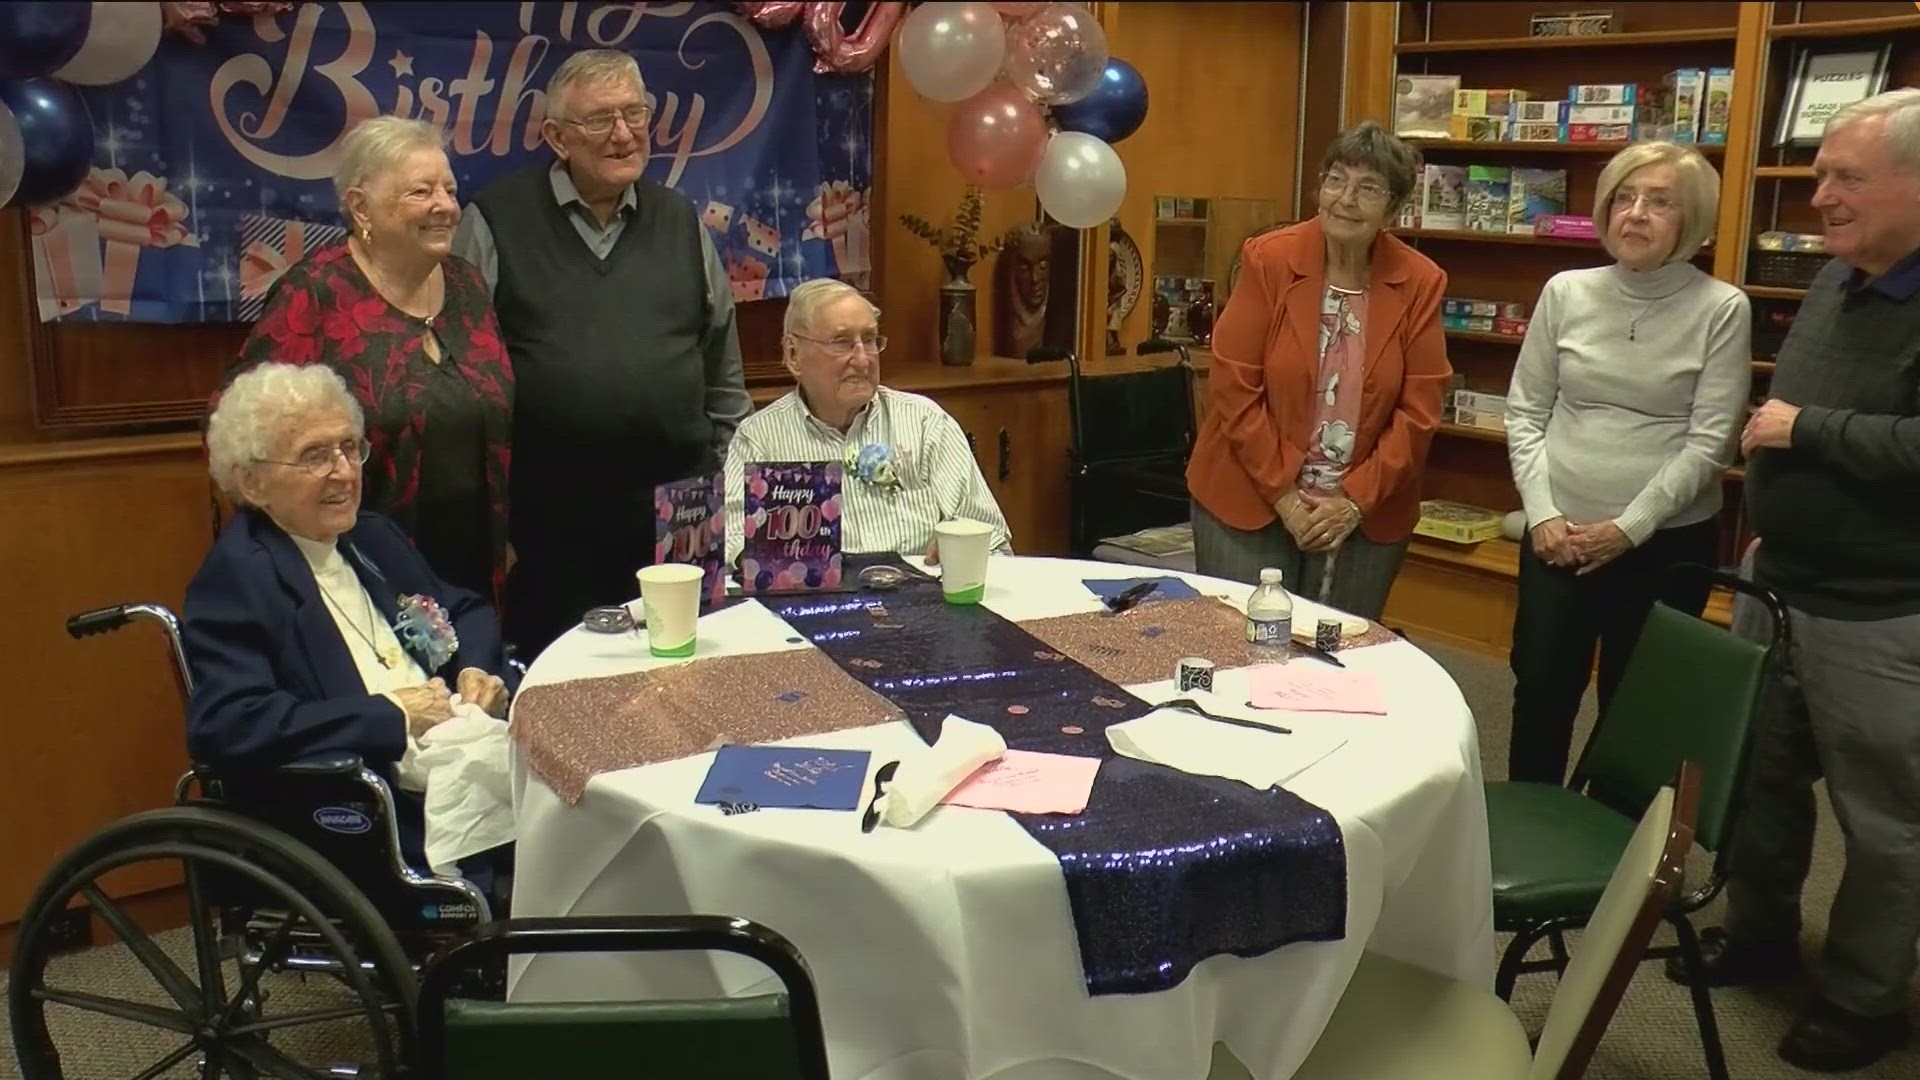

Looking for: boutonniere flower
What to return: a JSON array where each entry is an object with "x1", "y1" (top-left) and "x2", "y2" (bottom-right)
[
  {"x1": 843, "y1": 442, "x2": 903, "y2": 495},
  {"x1": 394, "y1": 593, "x2": 460, "y2": 671}
]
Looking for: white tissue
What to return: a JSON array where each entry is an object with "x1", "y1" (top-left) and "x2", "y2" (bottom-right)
[
  {"x1": 877, "y1": 714, "x2": 1008, "y2": 828},
  {"x1": 1106, "y1": 708, "x2": 1346, "y2": 791},
  {"x1": 399, "y1": 698, "x2": 518, "y2": 875}
]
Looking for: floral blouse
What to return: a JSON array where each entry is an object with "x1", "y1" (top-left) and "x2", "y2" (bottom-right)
[
  {"x1": 1299, "y1": 285, "x2": 1368, "y2": 493},
  {"x1": 231, "y1": 244, "x2": 514, "y2": 604}
]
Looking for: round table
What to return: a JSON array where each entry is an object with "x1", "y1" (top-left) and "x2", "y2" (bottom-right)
[{"x1": 508, "y1": 557, "x2": 1493, "y2": 1080}]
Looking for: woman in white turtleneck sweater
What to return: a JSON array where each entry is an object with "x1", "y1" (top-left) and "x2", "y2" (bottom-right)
[{"x1": 1503, "y1": 142, "x2": 1752, "y2": 785}]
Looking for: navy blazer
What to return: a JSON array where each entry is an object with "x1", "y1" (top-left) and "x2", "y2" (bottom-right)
[{"x1": 183, "y1": 507, "x2": 518, "y2": 771}]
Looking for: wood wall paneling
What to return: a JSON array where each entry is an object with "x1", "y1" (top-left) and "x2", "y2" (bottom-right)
[{"x1": 1109, "y1": 3, "x2": 1303, "y2": 352}]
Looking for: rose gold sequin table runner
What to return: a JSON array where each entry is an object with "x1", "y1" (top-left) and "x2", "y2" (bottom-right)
[
  {"x1": 1019, "y1": 595, "x2": 1398, "y2": 688},
  {"x1": 511, "y1": 648, "x2": 899, "y2": 804}
]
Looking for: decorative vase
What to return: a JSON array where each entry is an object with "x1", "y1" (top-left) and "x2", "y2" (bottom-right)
[{"x1": 939, "y1": 255, "x2": 977, "y2": 366}]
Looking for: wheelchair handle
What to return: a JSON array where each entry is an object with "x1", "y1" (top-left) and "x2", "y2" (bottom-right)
[
  {"x1": 1671, "y1": 561, "x2": 1792, "y2": 653},
  {"x1": 1136, "y1": 338, "x2": 1193, "y2": 365},
  {"x1": 66, "y1": 605, "x2": 132, "y2": 638}
]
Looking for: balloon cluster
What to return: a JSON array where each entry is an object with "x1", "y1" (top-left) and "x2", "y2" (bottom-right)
[
  {"x1": 897, "y1": 2, "x2": 1145, "y2": 229},
  {"x1": 1, "y1": 3, "x2": 165, "y2": 210}
]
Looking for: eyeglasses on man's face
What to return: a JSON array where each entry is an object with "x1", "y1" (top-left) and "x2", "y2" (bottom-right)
[
  {"x1": 793, "y1": 332, "x2": 888, "y2": 360},
  {"x1": 565, "y1": 105, "x2": 652, "y2": 138},
  {"x1": 260, "y1": 436, "x2": 371, "y2": 478},
  {"x1": 1320, "y1": 171, "x2": 1391, "y2": 206}
]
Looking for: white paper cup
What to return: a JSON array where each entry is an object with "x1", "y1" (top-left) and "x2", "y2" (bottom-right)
[
  {"x1": 636, "y1": 563, "x2": 705, "y2": 657},
  {"x1": 934, "y1": 519, "x2": 993, "y2": 605}
]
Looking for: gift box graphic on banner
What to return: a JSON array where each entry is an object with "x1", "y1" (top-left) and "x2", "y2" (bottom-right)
[
  {"x1": 30, "y1": 168, "x2": 200, "y2": 321},
  {"x1": 237, "y1": 214, "x2": 350, "y2": 321}
]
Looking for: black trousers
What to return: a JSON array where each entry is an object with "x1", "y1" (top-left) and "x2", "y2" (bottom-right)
[
  {"x1": 1507, "y1": 519, "x2": 1719, "y2": 785},
  {"x1": 504, "y1": 530, "x2": 645, "y2": 661}
]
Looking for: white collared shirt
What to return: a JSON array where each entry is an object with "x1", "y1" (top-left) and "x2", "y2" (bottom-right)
[{"x1": 724, "y1": 386, "x2": 1013, "y2": 562}]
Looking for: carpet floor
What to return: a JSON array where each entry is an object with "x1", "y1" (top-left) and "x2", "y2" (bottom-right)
[{"x1": 2, "y1": 633, "x2": 1914, "y2": 1078}]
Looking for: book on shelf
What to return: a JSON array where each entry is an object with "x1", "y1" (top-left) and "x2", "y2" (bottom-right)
[
  {"x1": 1508, "y1": 168, "x2": 1568, "y2": 234},
  {"x1": 1419, "y1": 164, "x2": 1467, "y2": 231},
  {"x1": 1395, "y1": 74, "x2": 1460, "y2": 139},
  {"x1": 1415, "y1": 500, "x2": 1506, "y2": 545},
  {"x1": 1465, "y1": 166, "x2": 1511, "y2": 232},
  {"x1": 1702, "y1": 68, "x2": 1732, "y2": 145}
]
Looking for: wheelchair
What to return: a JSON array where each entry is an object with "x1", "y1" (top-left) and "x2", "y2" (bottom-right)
[{"x1": 9, "y1": 602, "x2": 500, "y2": 1079}]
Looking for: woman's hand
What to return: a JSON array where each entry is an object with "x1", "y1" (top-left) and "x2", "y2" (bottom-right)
[
  {"x1": 394, "y1": 678, "x2": 455, "y2": 738},
  {"x1": 1567, "y1": 520, "x2": 1633, "y2": 576},
  {"x1": 457, "y1": 666, "x2": 510, "y2": 719},
  {"x1": 1531, "y1": 516, "x2": 1575, "y2": 567},
  {"x1": 1274, "y1": 490, "x2": 1313, "y2": 542},
  {"x1": 1297, "y1": 490, "x2": 1362, "y2": 552}
]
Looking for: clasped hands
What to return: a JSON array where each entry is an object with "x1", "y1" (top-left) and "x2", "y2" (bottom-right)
[
  {"x1": 1276, "y1": 488, "x2": 1362, "y2": 553},
  {"x1": 392, "y1": 667, "x2": 509, "y2": 738},
  {"x1": 1532, "y1": 516, "x2": 1632, "y2": 575}
]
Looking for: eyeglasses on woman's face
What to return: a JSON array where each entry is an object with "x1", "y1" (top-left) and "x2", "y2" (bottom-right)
[
  {"x1": 260, "y1": 436, "x2": 372, "y2": 478},
  {"x1": 1609, "y1": 189, "x2": 1681, "y2": 217},
  {"x1": 1320, "y1": 170, "x2": 1392, "y2": 206}
]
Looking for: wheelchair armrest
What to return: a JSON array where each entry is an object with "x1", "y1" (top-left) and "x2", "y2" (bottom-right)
[{"x1": 278, "y1": 753, "x2": 367, "y2": 777}]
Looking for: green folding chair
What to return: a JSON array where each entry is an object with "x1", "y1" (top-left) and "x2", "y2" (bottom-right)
[
  {"x1": 417, "y1": 916, "x2": 831, "y2": 1080},
  {"x1": 1486, "y1": 565, "x2": 1787, "y2": 1080}
]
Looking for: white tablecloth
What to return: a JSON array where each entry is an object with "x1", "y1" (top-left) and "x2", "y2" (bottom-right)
[{"x1": 509, "y1": 557, "x2": 1493, "y2": 1080}]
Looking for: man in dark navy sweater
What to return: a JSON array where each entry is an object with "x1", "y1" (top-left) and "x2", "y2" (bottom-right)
[
  {"x1": 453, "y1": 49, "x2": 750, "y2": 657},
  {"x1": 1693, "y1": 89, "x2": 1920, "y2": 1071}
]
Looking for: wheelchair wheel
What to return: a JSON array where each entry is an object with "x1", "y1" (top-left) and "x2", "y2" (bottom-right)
[{"x1": 9, "y1": 807, "x2": 417, "y2": 1079}]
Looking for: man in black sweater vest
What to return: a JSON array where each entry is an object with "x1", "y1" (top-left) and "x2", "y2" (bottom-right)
[
  {"x1": 1690, "y1": 90, "x2": 1920, "y2": 1071},
  {"x1": 453, "y1": 49, "x2": 750, "y2": 656}
]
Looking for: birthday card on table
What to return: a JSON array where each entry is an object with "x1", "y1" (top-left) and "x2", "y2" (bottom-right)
[
  {"x1": 654, "y1": 473, "x2": 727, "y2": 607},
  {"x1": 742, "y1": 461, "x2": 844, "y2": 595}
]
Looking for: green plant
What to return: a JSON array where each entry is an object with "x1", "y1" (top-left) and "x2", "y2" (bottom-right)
[{"x1": 899, "y1": 186, "x2": 1025, "y2": 269}]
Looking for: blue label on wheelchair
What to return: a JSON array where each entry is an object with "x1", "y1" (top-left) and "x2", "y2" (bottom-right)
[{"x1": 313, "y1": 806, "x2": 373, "y2": 834}]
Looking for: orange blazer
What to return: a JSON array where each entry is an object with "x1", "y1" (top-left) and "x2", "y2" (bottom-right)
[{"x1": 1186, "y1": 217, "x2": 1452, "y2": 543}]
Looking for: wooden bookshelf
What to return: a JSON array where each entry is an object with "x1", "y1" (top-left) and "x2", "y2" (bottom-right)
[
  {"x1": 1744, "y1": 284, "x2": 1806, "y2": 300},
  {"x1": 1753, "y1": 165, "x2": 1814, "y2": 179},
  {"x1": 1768, "y1": 13, "x2": 1920, "y2": 40},
  {"x1": 1395, "y1": 26, "x2": 1738, "y2": 54},
  {"x1": 1360, "y1": 1, "x2": 1757, "y2": 656}
]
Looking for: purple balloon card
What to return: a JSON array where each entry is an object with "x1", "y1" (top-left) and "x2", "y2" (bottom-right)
[
  {"x1": 741, "y1": 461, "x2": 844, "y2": 595},
  {"x1": 653, "y1": 472, "x2": 727, "y2": 608}
]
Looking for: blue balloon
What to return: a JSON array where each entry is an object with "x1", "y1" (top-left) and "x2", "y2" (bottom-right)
[
  {"x1": 1052, "y1": 58, "x2": 1149, "y2": 146},
  {"x1": 0, "y1": 78, "x2": 94, "y2": 207},
  {"x1": 0, "y1": 3, "x2": 92, "y2": 79}
]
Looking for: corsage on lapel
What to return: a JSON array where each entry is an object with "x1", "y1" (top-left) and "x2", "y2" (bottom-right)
[
  {"x1": 844, "y1": 442, "x2": 902, "y2": 495},
  {"x1": 394, "y1": 593, "x2": 460, "y2": 672}
]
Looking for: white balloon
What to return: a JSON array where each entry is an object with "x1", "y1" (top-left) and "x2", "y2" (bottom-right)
[
  {"x1": 1035, "y1": 131, "x2": 1126, "y2": 229},
  {"x1": 52, "y1": 2, "x2": 162, "y2": 87},
  {"x1": 0, "y1": 98, "x2": 22, "y2": 209},
  {"x1": 897, "y1": 1, "x2": 1007, "y2": 104}
]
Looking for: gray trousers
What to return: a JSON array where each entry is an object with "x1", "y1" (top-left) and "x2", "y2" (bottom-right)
[
  {"x1": 1190, "y1": 501, "x2": 1411, "y2": 621},
  {"x1": 1724, "y1": 583, "x2": 1920, "y2": 1017}
]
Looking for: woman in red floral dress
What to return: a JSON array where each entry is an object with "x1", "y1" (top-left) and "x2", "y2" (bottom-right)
[{"x1": 227, "y1": 117, "x2": 513, "y2": 603}]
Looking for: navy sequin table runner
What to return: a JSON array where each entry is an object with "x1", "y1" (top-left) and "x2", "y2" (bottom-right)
[{"x1": 767, "y1": 582, "x2": 1346, "y2": 995}]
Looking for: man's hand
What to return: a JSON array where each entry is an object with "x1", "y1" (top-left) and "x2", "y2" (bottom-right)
[
  {"x1": 1742, "y1": 399, "x2": 1801, "y2": 457},
  {"x1": 1296, "y1": 490, "x2": 1361, "y2": 553},
  {"x1": 457, "y1": 667, "x2": 509, "y2": 719},
  {"x1": 394, "y1": 679, "x2": 455, "y2": 738},
  {"x1": 1531, "y1": 516, "x2": 1575, "y2": 567},
  {"x1": 924, "y1": 539, "x2": 940, "y2": 566},
  {"x1": 1567, "y1": 520, "x2": 1633, "y2": 576}
]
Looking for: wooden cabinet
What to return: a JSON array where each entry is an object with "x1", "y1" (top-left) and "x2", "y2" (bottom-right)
[{"x1": 931, "y1": 382, "x2": 1073, "y2": 556}]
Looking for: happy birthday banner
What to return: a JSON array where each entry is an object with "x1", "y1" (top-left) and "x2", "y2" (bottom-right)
[{"x1": 30, "y1": 1, "x2": 872, "y2": 324}]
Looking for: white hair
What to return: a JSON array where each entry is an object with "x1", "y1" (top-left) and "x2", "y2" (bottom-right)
[
  {"x1": 545, "y1": 49, "x2": 646, "y2": 121},
  {"x1": 783, "y1": 278, "x2": 878, "y2": 339},
  {"x1": 332, "y1": 115, "x2": 446, "y2": 221},
  {"x1": 1827, "y1": 87, "x2": 1920, "y2": 171},
  {"x1": 207, "y1": 363, "x2": 365, "y2": 504}
]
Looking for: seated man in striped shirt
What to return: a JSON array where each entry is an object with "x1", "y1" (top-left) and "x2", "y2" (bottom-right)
[{"x1": 725, "y1": 278, "x2": 1013, "y2": 564}]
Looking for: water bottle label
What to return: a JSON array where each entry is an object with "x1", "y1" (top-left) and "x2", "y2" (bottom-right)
[{"x1": 1246, "y1": 616, "x2": 1291, "y2": 647}]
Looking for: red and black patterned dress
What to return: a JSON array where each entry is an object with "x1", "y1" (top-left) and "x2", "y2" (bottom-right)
[{"x1": 231, "y1": 243, "x2": 514, "y2": 604}]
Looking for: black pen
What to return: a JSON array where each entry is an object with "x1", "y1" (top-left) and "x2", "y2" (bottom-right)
[
  {"x1": 1291, "y1": 639, "x2": 1346, "y2": 668},
  {"x1": 1106, "y1": 581, "x2": 1160, "y2": 612}
]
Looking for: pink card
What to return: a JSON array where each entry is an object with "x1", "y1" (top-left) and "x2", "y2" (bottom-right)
[
  {"x1": 943, "y1": 750, "x2": 1102, "y2": 816},
  {"x1": 1248, "y1": 664, "x2": 1389, "y2": 715}
]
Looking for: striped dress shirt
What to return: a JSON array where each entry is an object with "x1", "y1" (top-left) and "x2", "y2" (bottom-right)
[{"x1": 724, "y1": 386, "x2": 1013, "y2": 562}]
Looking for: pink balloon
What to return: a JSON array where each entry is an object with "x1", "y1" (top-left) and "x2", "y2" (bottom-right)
[
  {"x1": 805, "y1": 1, "x2": 907, "y2": 75},
  {"x1": 993, "y1": 2, "x2": 1048, "y2": 17},
  {"x1": 947, "y1": 85, "x2": 1048, "y2": 188},
  {"x1": 734, "y1": 1, "x2": 806, "y2": 28},
  {"x1": 1003, "y1": 2, "x2": 1109, "y2": 105}
]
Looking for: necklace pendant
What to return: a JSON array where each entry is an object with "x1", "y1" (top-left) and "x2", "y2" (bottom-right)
[{"x1": 377, "y1": 643, "x2": 403, "y2": 669}]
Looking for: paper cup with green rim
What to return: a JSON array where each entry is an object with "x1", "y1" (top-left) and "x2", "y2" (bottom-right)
[
  {"x1": 934, "y1": 519, "x2": 994, "y2": 605},
  {"x1": 636, "y1": 563, "x2": 705, "y2": 657}
]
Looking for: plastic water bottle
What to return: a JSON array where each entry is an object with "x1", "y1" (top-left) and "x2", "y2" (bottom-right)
[{"x1": 1245, "y1": 567, "x2": 1294, "y2": 660}]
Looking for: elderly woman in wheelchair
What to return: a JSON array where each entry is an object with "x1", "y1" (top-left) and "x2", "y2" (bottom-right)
[{"x1": 189, "y1": 360, "x2": 520, "y2": 896}]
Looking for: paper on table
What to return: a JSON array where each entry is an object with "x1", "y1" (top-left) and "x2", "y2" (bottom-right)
[
  {"x1": 943, "y1": 749, "x2": 1102, "y2": 815},
  {"x1": 1081, "y1": 576, "x2": 1200, "y2": 603},
  {"x1": 1248, "y1": 663, "x2": 1389, "y2": 715},
  {"x1": 878, "y1": 714, "x2": 1008, "y2": 828},
  {"x1": 1106, "y1": 709, "x2": 1347, "y2": 791}
]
